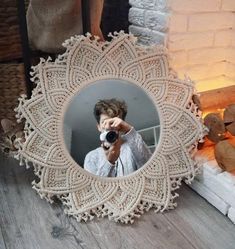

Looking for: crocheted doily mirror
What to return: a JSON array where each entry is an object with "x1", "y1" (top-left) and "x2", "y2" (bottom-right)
[{"x1": 15, "y1": 32, "x2": 206, "y2": 223}]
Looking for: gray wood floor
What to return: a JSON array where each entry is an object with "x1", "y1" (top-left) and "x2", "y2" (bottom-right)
[{"x1": 1, "y1": 153, "x2": 235, "y2": 249}]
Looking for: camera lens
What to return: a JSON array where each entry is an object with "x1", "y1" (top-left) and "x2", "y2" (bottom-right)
[{"x1": 106, "y1": 131, "x2": 118, "y2": 143}]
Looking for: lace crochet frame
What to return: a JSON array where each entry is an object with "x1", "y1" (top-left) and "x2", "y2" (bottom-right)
[{"x1": 15, "y1": 32, "x2": 206, "y2": 223}]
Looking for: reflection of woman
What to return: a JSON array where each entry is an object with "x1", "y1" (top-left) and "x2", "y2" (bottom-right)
[{"x1": 84, "y1": 99, "x2": 152, "y2": 177}]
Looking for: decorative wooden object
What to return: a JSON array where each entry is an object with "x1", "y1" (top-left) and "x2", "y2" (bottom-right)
[
  {"x1": 224, "y1": 104, "x2": 235, "y2": 136},
  {"x1": 200, "y1": 86, "x2": 235, "y2": 112},
  {"x1": 204, "y1": 113, "x2": 225, "y2": 143},
  {"x1": 215, "y1": 140, "x2": 235, "y2": 172},
  {"x1": 200, "y1": 102, "x2": 235, "y2": 173},
  {"x1": 190, "y1": 88, "x2": 235, "y2": 224}
]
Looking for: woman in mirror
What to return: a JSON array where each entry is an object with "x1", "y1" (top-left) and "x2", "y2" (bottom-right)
[{"x1": 84, "y1": 99, "x2": 152, "y2": 177}]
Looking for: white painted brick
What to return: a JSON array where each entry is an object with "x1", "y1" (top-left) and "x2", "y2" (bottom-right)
[
  {"x1": 129, "y1": 8, "x2": 145, "y2": 26},
  {"x1": 129, "y1": 0, "x2": 155, "y2": 9},
  {"x1": 196, "y1": 76, "x2": 235, "y2": 92},
  {"x1": 203, "y1": 160, "x2": 223, "y2": 175},
  {"x1": 214, "y1": 30, "x2": 235, "y2": 47},
  {"x1": 168, "y1": 32, "x2": 214, "y2": 51},
  {"x1": 169, "y1": 51, "x2": 188, "y2": 68},
  {"x1": 216, "y1": 174, "x2": 235, "y2": 190},
  {"x1": 145, "y1": 10, "x2": 168, "y2": 32},
  {"x1": 129, "y1": 25, "x2": 166, "y2": 45},
  {"x1": 232, "y1": 32, "x2": 235, "y2": 46},
  {"x1": 190, "y1": 179, "x2": 230, "y2": 215},
  {"x1": 225, "y1": 62, "x2": 235, "y2": 78},
  {"x1": 196, "y1": 169, "x2": 235, "y2": 207},
  {"x1": 226, "y1": 48, "x2": 235, "y2": 64},
  {"x1": 188, "y1": 13, "x2": 234, "y2": 32},
  {"x1": 217, "y1": 171, "x2": 235, "y2": 186},
  {"x1": 169, "y1": 14, "x2": 187, "y2": 33},
  {"x1": 129, "y1": 0, "x2": 167, "y2": 11},
  {"x1": 222, "y1": 0, "x2": 235, "y2": 11},
  {"x1": 188, "y1": 48, "x2": 226, "y2": 65},
  {"x1": 155, "y1": 0, "x2": 168, "y2": 11},
  {"x1": 168, "y1": 0, "x2": 221, "y2": 12},
  {"x1": 228, "y1": 206, "x2": 235, "y2": 224},
  {"x1": 180, "y1": 62, "x2": 226, "y2": 81}
]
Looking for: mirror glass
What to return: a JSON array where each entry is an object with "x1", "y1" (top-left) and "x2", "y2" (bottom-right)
[{"x1": 63, "y1": 79, "x2": 160, "y2": 177}]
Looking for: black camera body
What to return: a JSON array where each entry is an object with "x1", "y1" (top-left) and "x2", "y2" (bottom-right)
[{"x1": 100, "y1": 130, "x2": 119, "y2": 145}]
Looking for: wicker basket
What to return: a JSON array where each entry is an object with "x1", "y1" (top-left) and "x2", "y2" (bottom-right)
[
  {"x1": 0, "y1": 0, "x2": 22, "y2": 61},
  {"x1": 0, "y1": 63, "x2": 26, "y2": 122}
]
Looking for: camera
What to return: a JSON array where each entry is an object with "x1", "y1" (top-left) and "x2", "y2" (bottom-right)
[{"x1": 100, "y1": 130, "x2": 119, "y2": 145}]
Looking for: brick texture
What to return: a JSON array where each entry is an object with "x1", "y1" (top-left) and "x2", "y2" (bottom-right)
[
  {"x1": 168, "y1": 14, "x2": 187, "y2": 33},
  {"x1": 168, "y1": 0, "x2": 221, "y2": 13},
  {"x1": 129, "y1": 8, "x2": 145, "y2": 26},
  {"x1": 177, "y1": 62, "x2": 227, "y2": 81},
  {"x1": 214, "y1": 30, "x2": 235, "y2": 47},
  {"x1": 168, "y1": 32, "x2": 214, "y2": 51},
  {"x1": 129, "y1": 25, "x2": 166, "y2": 45},
  {"x1": 225, "y1": 62, "x2": 235, "y2": 78},
  {"x1": 188, "y1": 48, "x2": 227, "y2": 65},
  {"x1": 188, "y1": 13, "x2": 234, "y2": 32},
  {"x1": 145, "y1": 10, "x2": 168, "y2": 31},
  {"x1": 222, "y1": 0, "x2": 235, "y2": 11},
  {"x1": 128, "y1": 0, "x2": 235, "y2": 92}
]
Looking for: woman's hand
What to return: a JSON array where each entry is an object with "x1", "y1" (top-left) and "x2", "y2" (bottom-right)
[{"x1": 103, "y1": 117, "x2": 132, "y2": 133}]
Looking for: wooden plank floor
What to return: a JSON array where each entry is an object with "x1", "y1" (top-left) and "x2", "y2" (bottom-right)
[{"x1": 1, "y1": 153, "x2": 235, "y2": 249}]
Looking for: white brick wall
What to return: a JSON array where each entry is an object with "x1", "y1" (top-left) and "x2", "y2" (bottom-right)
[
  {"x1": 128, "y1": 0, "x2": 235, "y2": 224},
  {"x1": 176, "y1": 62, "x2": 227, "y2": 81},
  {"x1": 228, "y1": 207, "x2": 235, "y2": 224},
  {"x1": 129, "y1": 8, "x2": 145, "y2": 26},
  {"x1": 187, "y1": 48, "x2": 227, "y2": 65},
  {"x1": 167, "y1": 0, "x2": 235, "y2": 92},
  {"x1": 129, "y1": 0, "x2": 167, "y2": 10},
  {"x1": 222, "y1": 0, "x2": 235, "y2": 11},
  {"x1": 168, "y1": 14, "x2": 187, "y2": 33},
  {"x1": 128, "y1": 0, "x2": 235, "y2": 92},
  {"x1": 168, "y1": 32, "x2": 214, "y2": 51},
  {"x1": 145, "y1": 10, "x2": 168, "y2": 31},
  {"x1": 129, "y1": 0, "x2": 235, "y2": 223},
  {"x1": 129, "y1": 25, "x2": 166, "y2": 45},
  {"x1": 226, "y1": 48, "x2": 235, "y2": 63},
  {"x1": 214, "y1": 30, "x2": 235, "y2": 47},
  {"x1": 189, "y1": 158, "x2": 235, "y2": 224},
  {"x1": 168, "y1": 0, "x2": 221, "y2": 12},
  {"x1": 129, "y1": 0, "x2": 169, "y2": 46},
  {"x1": 225, "y1": 62, "x2": 235, "y2": 78},
  {"x1": 188, "y1": 13, "x2": 234, "y2": 32}
]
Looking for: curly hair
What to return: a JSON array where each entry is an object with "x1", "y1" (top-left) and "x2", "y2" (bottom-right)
[{"x1": 94, "y1": 98, "x2": 128, "y2": 123}]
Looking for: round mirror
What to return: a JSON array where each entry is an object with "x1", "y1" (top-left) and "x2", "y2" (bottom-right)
[
  {"x1": 16, "y1": 33, "x2": 205, "y2": 222},
  {"x1": 63, "y1": 79, "x2": 160, "y2": 177}
]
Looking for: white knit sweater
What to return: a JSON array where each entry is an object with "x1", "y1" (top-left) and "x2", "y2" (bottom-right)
[{"x1": 84, "y1": 127, "x2": 152, "y2": 177}]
